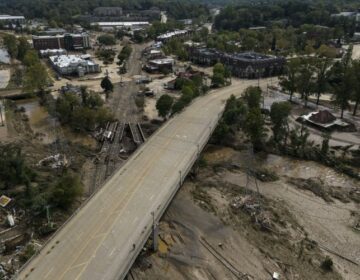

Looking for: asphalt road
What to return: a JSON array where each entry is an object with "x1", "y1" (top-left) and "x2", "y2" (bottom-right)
[{"x1": 16, "y1": 78, "x2": 263, "y2": 280}]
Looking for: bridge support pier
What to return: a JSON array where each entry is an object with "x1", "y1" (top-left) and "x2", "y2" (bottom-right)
[
  {"x1": 151, "y1": 211, "x2": 159, "y2": 251},
  {"x1": 152, "y1": 223, "x2": 159, "y2": 251}
]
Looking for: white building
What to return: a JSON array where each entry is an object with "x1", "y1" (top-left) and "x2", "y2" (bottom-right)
[
  {"x1": 91, "y1": 21, "x2": 150, "y2": 31},
  {"x1": 156, "y1": 30, "x2": 189, "y2": 42},
  {"x1": 0, "y1": 15, "x2": 25, "y2": 24},
  {"x1": 49, "y1": 55, "x2": 100, "y2": 76}
]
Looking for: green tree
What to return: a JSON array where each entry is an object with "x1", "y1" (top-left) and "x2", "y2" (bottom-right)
[
  {"x1": 23, "y1": 50, "x2": 40, "y2": 67},
  {"x1": 244, "y1": 108, "x2": 265, "y2": 151},
  {"x1": 279, "y1": 58, "x2": 300, "y2": 102},
  {"x1": 212, "y1": 63, "x2": 226, "y2": 87},
  {"x1": 50, "y1": 173, "x2": 83, "y2": 209},
  {"x1": 156, "y1": 94, "x2": 174, "y2": 119},
  {"x1": 101, "y1": 76, "x2": 113, "y2": 92},
  {"x1": 329, "y1": 47, "x2": 353, "y2": 118},
  {"x1": 118, "y1": 45, "x2": 132, "y2": 64},
  {"x1": 313, "y1": 58, "x2": 331, "y2": 105},
  {"x1": 97, "y1": 34, "x2": 116, "y2": 45},
  {"x1": 3, "y1": 34, "x2": 18, "y2": 59},
  {"x1": 55, "y1": 92, "x2": 81, "y2": 124},
  {"x1": 95, "y1": 107, "x2": 113, "y2": 126},
  {"x1": 181, "y1": 86, "x2": 194, "y2": 98},
  {"x1": 317, "y1": 44, "x2": 337, "y2": 59},
  {"x1": 172, "y1": 99, "x2": 186, "y2": 114},
  {"x1": 23, "y1": 63, "x2": 49, "y2": 93},
  {"x1": 297, "y1": 58, "x2": 315, "y2": 107},
  {"x1": 212, "y1": 120, "x2": 230, "y2": 144},
  {"x1": 289, "y1": 125, "x2": 310, "y2": 156},
  {"x1": 270, "y1": 102, "x2": 292, "y2": 144},
  {"x1": 81, "y1": 90, "x2": 103, "y2": 109},
  {"x1": 244, "y1": 86, "x2": 262, "y2": 109},
  {"x1": 17, "y1": 37, "x2": 31, "y2": 62},
  {"x1": 223, "y1": 95, "x2": 247, "y2": 126},
  {"x1": 72, "y1": 107, "x2": 96, "y2": 131},
  {"x1": 0, "y1": 144, "x2": 35, "y2": 190}
]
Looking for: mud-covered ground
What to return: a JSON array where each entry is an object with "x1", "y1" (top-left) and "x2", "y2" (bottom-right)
[{"x1": 131, "y1": 145, "x2": 360, "y2": 280}]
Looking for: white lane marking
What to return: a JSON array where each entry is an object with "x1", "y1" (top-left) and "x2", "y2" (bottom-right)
[
  {"x1": 132, "y1": 217, "x2": 139, "y2": 225},
  {"x1": 109, "y1": 248, "x2": 116, "y2": 257},
  {"x1": 44, "y1": 267, "x2": 54, "y2": 279}
]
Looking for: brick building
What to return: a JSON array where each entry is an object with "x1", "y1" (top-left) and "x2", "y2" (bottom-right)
[
  {"x1": 189, "y1": 48, "x2": 285, "y2": 79},
  {"x1": 32, "y1": 33, "x2": 91, "y2": 51}
]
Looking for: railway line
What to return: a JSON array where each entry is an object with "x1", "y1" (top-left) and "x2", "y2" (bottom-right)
[
  {"x1": 128, "y1": 123, "x2": 146, "y2": 146},
  {"x1": 90, "y1": 43, "x2": 147, "y2": 193}
]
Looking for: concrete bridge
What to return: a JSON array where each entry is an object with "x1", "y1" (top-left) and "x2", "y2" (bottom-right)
[{"x1": 16, "y1": 79, "x2": 260, "y2": 280}]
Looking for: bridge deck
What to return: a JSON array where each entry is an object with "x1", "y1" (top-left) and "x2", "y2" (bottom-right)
[{"x1": 16, "y1": 80, "x2": 256, "y2": 280}]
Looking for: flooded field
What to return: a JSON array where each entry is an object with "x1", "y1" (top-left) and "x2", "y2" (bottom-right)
[{"x1": 15, "y1": 98, "x2": 97, "y2": 147}]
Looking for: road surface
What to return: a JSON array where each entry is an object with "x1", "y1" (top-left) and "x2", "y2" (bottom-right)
[{"x1": 16, "y1": 79, "x2": 264, "y2": 280}]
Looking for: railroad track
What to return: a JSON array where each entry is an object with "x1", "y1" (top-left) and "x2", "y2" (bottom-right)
[
  {"x1": 89, "y1": 43, "x2": 147, "y2": 194},
  {"x1": 128, "y1": 123, "x2": 146, "y2": 146}
]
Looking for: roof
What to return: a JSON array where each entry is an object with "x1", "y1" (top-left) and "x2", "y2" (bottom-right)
[
  {"x1": 301, "y1": 110, "x2": 349, "y2": 128},
  {"x1": 0, "y1": 15, "x2": 25, "y2": 20},
  {"x1": 0, "y1": 195, "x2": 11, "y2": 207},
  {"x1": 50, "y1": 55, "x2": 96, "y2": 68},
  {"x1": 40, "y1": 48, "x2": 66, "y2": 54},
  {"x1": 157, "y1": 30, "x2": 188, "y2": 40},
  {"x1": 33, "y1": 33, "x2": 88, "y2": 40},
  {"x1": 309, "y1": 110, "x2": 336, "y2": 124},
  {"x1": 149, "y1": 58, "x2": 174, "y2": 65},
  {"x1": 92, "y1": 22, "x2": 149, "y2": 27}
]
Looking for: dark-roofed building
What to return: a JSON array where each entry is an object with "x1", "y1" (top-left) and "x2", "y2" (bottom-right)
[
  {"x1": 94, "y1": 7, "x2": 123, "y2": 17},
  {"x1": 299, "y1": 110, "x2": 350, "y2": 130},
  {"x1": 88, "y1": 7, "x2": 161, "y2": 22},
  {"x1": 309, "y1": 110, "x2": 336, "y2": 124},
  {"x1": 189, "y1": 48, "x2": 285, "y2": 79}
]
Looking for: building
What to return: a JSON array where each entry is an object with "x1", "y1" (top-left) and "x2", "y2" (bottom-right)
[
  {"x1": 49, "y1": 55, "x2": 100, "y2": 76},
  {"x1": 84, "y1": 7, "x2": 161, "y2": 23},
  {"x1": 59, "y1": 83, "x2": 82, "y2": 95},
  {"x1": 331, "y1": 12, "x2": 360, "y2": 22},
  {"x1": 32, "y1": 33, "x2": 91, "y2": 51},
  {"x1": 0, "y1": 15, "x2": 25, "y2": 25},
  {"x1": 91, "y1": 21, "x2": 150, "y2": 31},
  {"x1": 124, "y1": 7, "x2": 161, "y2": 21},
  {"x1": 156, "y1": 30, "x2": 190, "y2": 42},
  {"x1": 144, "y1": 58, "x2": 175, "y2": 73},
  {"x1": 94, "y1": 7, "x2": 123, "y2": 17},
  {"x1": 178, "y1": 19, "x2": 193, "y2": 25},
  {"x1": 39, "y1": 48, "x2": 67, "y2": 58},
  {"x1": 299, "y1": 110, "x2": 349, "y2": 130},
  {"x1": 41, "y1": 28, "x2": 66, "y2": 36},
  {"x1": 189, "y1": 48, "x2": 285, "y2": 79},
  {"x1": 142, "y1": 47, "x2": 164, "y2": 59}
]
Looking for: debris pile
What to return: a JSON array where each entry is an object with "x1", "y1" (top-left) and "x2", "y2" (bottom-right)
[
  {"x1": 0, "y1": 195, "x2": 11, "y2": 208},
  {"x1": 230, "y1": 195, "x2": 272, "y2": 230},
  {"x1": 37, "y1": 154, "x2": 68, "y2": 169}
]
